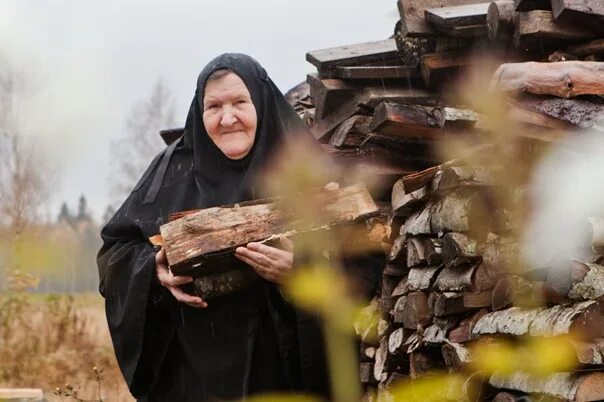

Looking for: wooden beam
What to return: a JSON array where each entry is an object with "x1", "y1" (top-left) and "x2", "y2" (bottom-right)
[
  {"x1": 551, "y1": 0, "x2": 604, "y2": 21},
  {"x1": 331, "y1": 65, "x2": 420, "y2": 81},
  {"x1": 420, "y1": 51, "x2": 472, "y2": 90},
  {"x1": 514, "y1": 10, "x2": 596, "y2": 48},
  {"x1": 510, "y1": 94, "x2": 604, "y2": 129},
  {"x1": 398, "y1": 0, "x2": 483, "y2": 37},
  {"x1": 306, "y1": 39, "x2": 399, "y2": 72},
  {"x1": 307, "y1": 74, "x2": 355, "y2": 120},
  {"x1": 161, "y1": 184, "x2": 378, "y2": 275},
  {"x1": 425, "y1": 3, "x2": 490, "y2": 28}
]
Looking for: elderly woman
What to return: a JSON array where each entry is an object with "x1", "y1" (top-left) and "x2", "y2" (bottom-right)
[{"x1": 98, "y1": 54, "x2": 381, "y2": 401}]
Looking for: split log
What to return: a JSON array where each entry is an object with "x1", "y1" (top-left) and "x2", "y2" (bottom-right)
[
  {"x1": 567, "y1": 261, "x2": 604, "y2": 301},
  {"x1": 402, "y1": 291, "x2": 432, "y2": 330},
  {"x1": 329, "y1": 116, "x2": 366, "y2": 148},
  {"x1": 473, "y1": 300, "x2": 604, "y2": 339},
  {"x1": 442, "y1": 342, "x2": 471, "y2": 371},
  {"x1": 572, "y1": 338, "x2": 604, "y2": 365},
  {"x1": 430, "y1": 290, "x2": 493, "y2": 316},
  {"x1": 370, "y1": 102, "x2": 477, "y2": 138},
  {"x1": 422, "y1": 318, "x2": 457, "y2": 344},
  {"x1": 161, "y1": 184, "x2": 378, "y2": 275},
  {"x1": 433, "y1": 259, "x2": 497, "y2": 292},
  {"x1": 391, "y1": 276, "x2": 409, "y2": 298},
  {"x1": 432, "y1": 165, "x2": 497, "y2": 192},
  {"x1": 384, "y1": 263, "x2": 408, "y2": 277},
  {"x1": 488, "y1": 1, "x2": 516, "y2": 40},
  {"x1": 420, "y1": 51, "x2": 473, "y2": 90},
  {"x1": 404, "y1": 187, "x2": 492, "y2": 236},
  {"x1": 546, "y1": 260, "x2": 600, "y2": 300},
  {"x1": 310, "y1": 86, "x2": 437, "y2": 140},
  {"x1": 388, "y1": 327, "x2": 411, "y2": 363},
  {"x1": 514, "y1": 0, "x2": 551, "y2": 11},
  {"x1": 307, "y1": 74, "x2": 355, "y2": 120},
  {"x1": 514, "y1": 10, "x2": 596, "y2": 48},
  {"x1": 407, "y1": 266, "x2": 443, "y2": 291},
  {"x1": 409, "y1": 350, "x2": 438, "y2": 379},
  {"x1": 306, "y1": 39, "x2": 399, "y2": 72},
  {"x1": 449, "y1": 308, "x2": 489, "y2": 343},
  {"x1": 440, "y1": 232, "x2": 481, "y2": 263},
  {"x1": 489, "y1": 372, "x2": 604, "y2": 401},
  {"x1": 406, "y1": 238, "x2": 442, "y2": 267},
  {"x1": 361, "y1": 346, "x2": 376, "y2": 362},
  {"x1": 373, "y1": 339, "x2": 388, "y2": 383},
  {"x1": 391, "y1": 183, "x2": 429, "y2": 217},
  {"x1": 387, "y1": 235, "x2": 407, "y2": 266},
  {"x1": 491, "y1": 274, "x2": 564, "y2": 310},
  {"x1": 491, "y1": 61, "x2": 604, "y2": 98},
  {"x1": 393, "y1": 295, "x2": 407, "y2": 324}
]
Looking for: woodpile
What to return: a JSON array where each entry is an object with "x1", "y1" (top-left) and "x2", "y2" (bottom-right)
[{"x1": 281, "y1": 0, "x2": 604, "y2": 400}]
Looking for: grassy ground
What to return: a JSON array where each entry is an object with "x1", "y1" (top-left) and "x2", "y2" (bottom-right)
[{"x1": 0, "y1": 292, "x2": 133, "y2": 401}]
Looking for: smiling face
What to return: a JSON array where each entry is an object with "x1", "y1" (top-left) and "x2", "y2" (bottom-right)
[{"x1": 202, "y1": 71, "x2": 258, "y2": 160}]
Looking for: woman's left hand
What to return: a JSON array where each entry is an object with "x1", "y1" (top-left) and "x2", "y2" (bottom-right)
[{"x1": 235, "y1": 237, "x2": 294, "y2": 283}]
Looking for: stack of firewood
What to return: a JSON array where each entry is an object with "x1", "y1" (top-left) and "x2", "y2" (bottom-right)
[
  {"x1": 284, "y1": 0, "x2": 604, "y2": 203},
  {"x1": 353, "y1": 157, "x2": 604, "y2": 401}
]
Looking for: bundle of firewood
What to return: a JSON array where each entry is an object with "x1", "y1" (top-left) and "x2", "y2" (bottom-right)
[{"x1": 354, "y1": 159, "x2": 604, "y2": 401}]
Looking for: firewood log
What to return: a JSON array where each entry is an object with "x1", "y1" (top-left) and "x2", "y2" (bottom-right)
[
  {"x1": 161, "y1": 184, "x2": 378, "y2": 275},
  {"x1": 402, "y1": 291, "x2": 433, "y2": 330},
  {"x1": 442, "y1": 342, "x2": 471, "y2": 371},
  {"x1": 473, "y1": 300, "x2": 604, "y2": 339},
  {"x1": 449, "y1": 308, "x2": 489, "y2": 343},
  {"x1": 407, "y1": 266, "x2": 443, "y2": 291},
  {"x1": 430, "y1": 290, "x2": 493, "y2": 316},
  {"x1": 488, "y1": 1, "x2": 516, "y2": 40},
  {"x1": 489, "y1": 371, "x2": 604, "y2": 401},
  {"x1": 514, "y1": 10, "x2": 596, "y2": 48},
  {"x1": 491, "y1": 61, "x2": 604, "y2": 98}
]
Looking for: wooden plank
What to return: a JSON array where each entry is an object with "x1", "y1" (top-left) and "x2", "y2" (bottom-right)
[
  {"x1": 492, "y1": 61, "x2": 604, "y2": 98},
  {"x1": 514, "y1": 0, "x2": 552, "y2": 11},
  {"x1": 307, "y1": 74, "x2": 355, "y2": 120},
  {"x1": 514, "y1": 10, "x2": 597, "y2": 47},
  {"x1": 425, "y1": 3, "x2": 490, "y2": 28},
  {"x1": 160, "y1": 184, "x2": 378, "y2": 275},
  {"x1": 331, "y1": 65, "x2": 420, "y2": 80},
  {"x1": 306, "y1": 39, "x2": 399, "y2": 71}
]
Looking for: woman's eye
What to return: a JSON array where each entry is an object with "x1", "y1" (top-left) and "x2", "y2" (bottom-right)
[{"x1": 207, "y1": 104, "x2": 217, "y2": 110}]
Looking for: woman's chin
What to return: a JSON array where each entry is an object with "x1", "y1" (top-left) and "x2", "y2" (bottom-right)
[{"x1": 221, "y1": 146, "x2": 251, "y2": 160}]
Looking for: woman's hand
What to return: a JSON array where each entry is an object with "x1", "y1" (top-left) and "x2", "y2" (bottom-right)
[
  {"x1": 155, "y1": 248, "x2": 207, "y2": 308},
  {"x1": 235, "y1": 237, "x2": 294, "y2": 283}
]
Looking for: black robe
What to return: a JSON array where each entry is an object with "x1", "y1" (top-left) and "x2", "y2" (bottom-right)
[{"x1": 97, "y1": 53, "x2": 383, "y2": 401}]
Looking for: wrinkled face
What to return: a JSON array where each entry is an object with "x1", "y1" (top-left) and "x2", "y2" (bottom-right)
[{"x1": 202, "y1": 72, "x2": 257, "y2": 160}]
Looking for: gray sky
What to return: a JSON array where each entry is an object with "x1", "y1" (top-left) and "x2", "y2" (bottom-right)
[{"x1": 1, "y1": 0, "x2": 397, "y2": 221}]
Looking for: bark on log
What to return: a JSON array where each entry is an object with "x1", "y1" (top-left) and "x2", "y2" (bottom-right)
[
  {"x1": 449, "y1": 308, "x2": 489, "y2": 343},
  {"x1": 488, "y1": 1, "x2": 516, "y2": 40},
  {"x1": 422, "y1": 318, "x2": 456, "y2": 344},
  {"x1": 511, "y1": 94, "x2": 604, "y2": 129},
  {"x1": 568, "y1": 261, "x2": 604, "y2": 301},
  {"x1": 442, "y1": 342, "x2": 471, "y2": 371},
  {"x1": 387, "y1": 234, "x2": 407, "y2": 266},
  {"x1": 489, "y1": 372, "x2": 604, "y2": 401},
  {"x1": 192, "y1": 269, "x2": 259, "y2": 299},
  {"x1": 407, "y1": 266, "x2": 443, "y2": 291},
  {"x1": 491, "y1": 61, "x2": 604, "y2": 98},
  {"x1": 161, "y1": 184, "x2": 378, "y2": 275},
  {"x1": 409, "y1": 350, "x2": 438, "y2": 379},
  {"x1": 492, "y1": 274, "x2": 564, "y2": 310},
  {"x1": 473, "y1": 300, "x2": 604, "y2": 339}
]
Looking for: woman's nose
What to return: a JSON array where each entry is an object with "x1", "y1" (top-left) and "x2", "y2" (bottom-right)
[{"x1": 220, "y1": 107, "x2": 237, "y2": 127}]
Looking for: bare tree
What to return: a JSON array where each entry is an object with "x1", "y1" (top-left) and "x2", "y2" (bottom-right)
[
  {"x1": 0, "y1": 53, "x2": 55, "y2": 285},
  {"x1": 109, "y1": 79, "x2": 176, "y2": 204}
]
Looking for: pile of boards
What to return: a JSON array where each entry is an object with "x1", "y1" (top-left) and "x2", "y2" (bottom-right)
[
  {"x1": 283, "y1": 0, "x2": 604, "y2": 401},
  {"x1": 284, "y1": 0, "x2": 604, "y2": 203}
]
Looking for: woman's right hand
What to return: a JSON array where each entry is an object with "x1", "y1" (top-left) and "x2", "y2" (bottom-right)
[{"x1": 155, "y1": 248, "x2": 207, "y2": 308}]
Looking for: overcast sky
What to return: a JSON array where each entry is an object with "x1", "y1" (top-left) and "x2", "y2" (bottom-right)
[{"x1": 1, "y1": 0, "x2": 397, "y2": 221}]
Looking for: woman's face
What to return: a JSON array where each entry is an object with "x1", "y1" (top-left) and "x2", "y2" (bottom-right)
[{"x1": 202, "y1": 72, "x2": 258, "y2": 160}]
